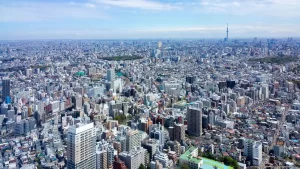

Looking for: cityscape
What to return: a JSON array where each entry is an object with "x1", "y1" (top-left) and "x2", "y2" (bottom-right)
[{"x1": 1, "y1": 0, "x2": 300, "y2": 169}]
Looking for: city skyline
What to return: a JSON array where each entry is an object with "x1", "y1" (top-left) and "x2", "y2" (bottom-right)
[{"x1": 1, "y1": 0, "x2": 300, "y2": 40}]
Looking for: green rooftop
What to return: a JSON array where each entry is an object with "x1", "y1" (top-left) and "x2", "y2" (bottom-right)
[
  {"x1": 74, "y1": 71, "x2": 85, "y2": 76},
  {"x1": 180, "y1": 147, "x2": 203, "y2": 164},
  {"x1": 180, "y1": 147, "x2": 234, "y2": 169}
]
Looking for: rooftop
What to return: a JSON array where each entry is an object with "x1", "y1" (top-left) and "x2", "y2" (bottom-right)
[{"x1": 180, "y1": 147, "x2": 233, "y2": 169}]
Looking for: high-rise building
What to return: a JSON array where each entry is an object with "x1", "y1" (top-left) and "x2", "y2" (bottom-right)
[
  {"x1": 169, "y1": 123, "x2": 185, "y2": 142},
  {"x1": 107, "y1": 69, "x2": 115, "y2": 82},
  {"x1": 2, "y1": 78, "x2": 10, "y2": 102},
  {"x1": 243, "y1": 139, "x2": 254, "y2": 158},
  {"x1": 149, "y1": 124, "x2": 165, "y2": 149},
  {"x1": 14, "y1": 120, "x2": 24, "y2": 136},
  {"x1": 119, "y1": 147, "x2": 146, "y2": 169},
  {"x1": 96, "y1": 150, "x2": 107, "y2": 169},
  {"x1": 261, "y1": 84, "x2": 269, "y2": 100},
  {"x1": 141, "y1": 139, "x2": 159, "y2": 160},
  {"x1": 158, "y1": 41, "x2": 162, "y2": 48},
  {"x1": 252, "y1": 141, "x2": 262, "y2": 166},
  {"x1": 96, "y1": 141, "x2": 116, "y2": 169},
  {"x1": 187, "y1": 107, "x2": 202, "y2": 136},
  {"x1": 174, "y1": 123, "x2": 185, "y2": 142},
  {"x1": 67, "y1": 123, "x2": 96, "y2": 169},
  {"x1": 126, "y1": 130, "x2": 141, "y2": 151}
]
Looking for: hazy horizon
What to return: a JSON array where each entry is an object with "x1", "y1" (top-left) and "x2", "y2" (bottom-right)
[{"x1": 1, "y1": 0, "x2": 300, "y2": 40}]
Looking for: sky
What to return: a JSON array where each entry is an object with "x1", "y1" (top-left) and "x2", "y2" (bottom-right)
[{"x1": 0, "y1": 0, "x2": 300, "y2": 40}]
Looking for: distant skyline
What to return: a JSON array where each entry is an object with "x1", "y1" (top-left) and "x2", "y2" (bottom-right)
[{"x1": 1, "y1": 0, "x2": 300, "y2": 40}]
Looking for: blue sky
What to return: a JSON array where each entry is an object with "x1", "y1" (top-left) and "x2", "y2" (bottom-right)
[{"x1": 0, "y1": 0, "x2": 300, "y2": 40}]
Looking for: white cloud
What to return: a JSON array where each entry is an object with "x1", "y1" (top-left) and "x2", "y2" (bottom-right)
[
  {"x1": 84, "y1": 3, "x2": 96, "y2": 8},
  {"x1": 94, "y1": 0, "x2": 180, "y2": 10},
  {"x1": 0, "y1": 1, "x2": 107, "y2": 22},
  {"x1": 197, "y1": 0, "x2": 300, "y2": 17},
  {"x1": 2, "y1": 24, "x2": 299, "y2": 40},
  {"x1": 137, "y1": 26, "x2": 224, "y2": 32},
  {"x1": 132, "y1": 24, "x2": 300, "y2": 38}
]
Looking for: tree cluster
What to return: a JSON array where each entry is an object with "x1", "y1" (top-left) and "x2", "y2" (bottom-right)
[
  {"x1": 220, "y1": 156, "x2": 239, "y2": 169},
  {"x1": 114, "y1": 114, "x2": 126, "y2": 123}
]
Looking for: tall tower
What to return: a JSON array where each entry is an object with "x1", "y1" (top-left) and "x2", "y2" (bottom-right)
[
  {"x1": 187, "y1": 107, "x2": 202, "y2": 137},
  {"x1": 2, "y1": 78, "x2": 10, "y2": 102},
  {"x1": 107, "y1": 69, "x2": 115, "y2": 82},
  {"x1": 226, "y1": 23, "x2": 229, "y2": 42},
  {"x1": 67, "y1": 123, "x2": 96, "y2": 169}
]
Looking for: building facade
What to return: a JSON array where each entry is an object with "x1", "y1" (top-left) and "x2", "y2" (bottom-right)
[{"x1": 67, "y1": 123, "x2": 96, "y2": 169}]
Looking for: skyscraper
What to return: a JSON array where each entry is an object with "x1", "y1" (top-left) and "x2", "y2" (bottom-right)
[
  {"x1": 187, "y1": 107, "x2": 202, "y2": 136},
  {"x1": 2, "y1": 78, "x2": 10, "y2": 102},
  {"x1": 67, "y1": 123, "x2": 96, "y2": 169},
  {"x1": 107, "y1": 69, "x2": 115, "y2": 82}
]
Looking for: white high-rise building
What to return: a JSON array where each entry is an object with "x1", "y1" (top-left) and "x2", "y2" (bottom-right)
[
  {"x1": 252, "y1": 141, "x2": 262, "y2": 166},
  {"x1": 67, "y1": 123, "x2": 96, "y2": 169},
  {"x1": 126, "y1": 130, "x2": 141, "y2": 151},
  {"x1": 261, "y1": 84, "x2": 269, "y2": 99},
  {"x1": 158, "y1": 41, "x2": 162, "y2": 48},
  {"x1": 107, "y1": 69, "x2": 115, "y2": 82}
]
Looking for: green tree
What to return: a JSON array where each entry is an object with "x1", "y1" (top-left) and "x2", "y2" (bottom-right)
[
  {"x1": 139, "y1": 163, "x2": 146, "y2": 169},
  {"x1": 181, "y1": 164, "x2": 190, "y2": 169},
  {"x1": 220, "y1": 156, "x2": 239, "y2": 169}
]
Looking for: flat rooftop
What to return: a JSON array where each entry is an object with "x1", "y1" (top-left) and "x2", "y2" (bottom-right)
[{"x1": 180, "y1": 147, "x2": 234, "y2": 169}]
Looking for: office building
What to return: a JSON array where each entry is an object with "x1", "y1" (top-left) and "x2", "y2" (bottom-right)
[
  {"x1": 126, "y1": 130, "x2": 141, "y2": 151},
  {"x1": 96, "y1": 150, "x2": 107, "y2": 169},
  {"x1": 252, "y1": 141, "x2": 262, "y2": 166},
  {"x1": 149, "y1": 124, "x2": 165, "y2": 149},
  {"x1": 2, "y1": 78, "x2": 10, "y2": 102},
  {"x1": 243, "y1": 139, "x2": 254, "y2": 158},
  {"x1": 67, "y1": 123, "x2": 96, "y2": 169},
  {"x1": 187, "y1": 107, "x2": 202, "y2": 136},
  {"x1": 14, "y1": 120, "x2": 24, "y2": 136},
  {"x1": 119, "y1": 147, "x2": 146, "y2": 169},
  {"x1": 107, "y1": 69, "x2": 115, "y2": 82},
  {"x1": 169, "y1": 123, "x2": 185, "y2": 142},
  {"x1": 141, "y1": 139, "x2": 158, "y2": 160}
]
